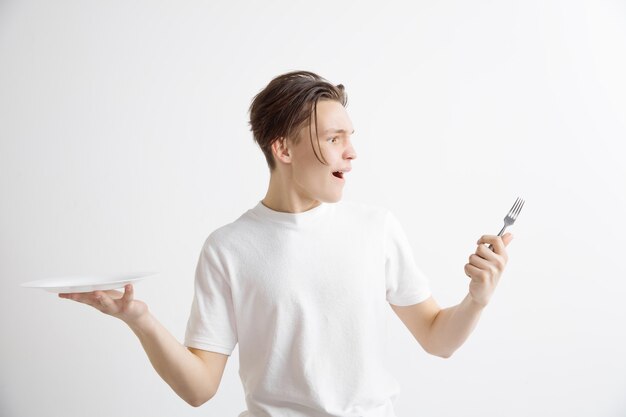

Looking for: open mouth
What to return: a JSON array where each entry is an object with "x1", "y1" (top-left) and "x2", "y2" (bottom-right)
[{"x1": 332, "y1": 171, "x2": 344, "y2": 179}]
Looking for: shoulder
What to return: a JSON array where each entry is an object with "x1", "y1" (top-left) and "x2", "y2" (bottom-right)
[{"x1": 200, "y1": 209, "x2": 257, "y2": 254}]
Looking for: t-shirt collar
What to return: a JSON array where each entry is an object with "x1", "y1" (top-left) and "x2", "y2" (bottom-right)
[{"x1": 252, "y1": 200, "x2": 331, "y2": 227}]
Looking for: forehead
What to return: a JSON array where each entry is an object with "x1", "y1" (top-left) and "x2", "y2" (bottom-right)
[{"x1": 314, "y1": 100, "x2": 354, "y2": 133}]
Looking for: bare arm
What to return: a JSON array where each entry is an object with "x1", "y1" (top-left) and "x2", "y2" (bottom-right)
[
  {"x1": 391, "y1": 234, "x2": 513, "y2": 358},
  {"x1": 391, "y1": 294, "x2": 484, "y2": 358},
  {"x1": 59, "y1": 284, "x2": 228, "y2": 407},
  {"x1": 127, "y1": 312, "x2": 228, "y2": 406}
]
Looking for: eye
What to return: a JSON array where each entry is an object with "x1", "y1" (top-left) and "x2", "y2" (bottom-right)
[{"x1": 327, "y1": 137, "x2": 339, "y2": 144}]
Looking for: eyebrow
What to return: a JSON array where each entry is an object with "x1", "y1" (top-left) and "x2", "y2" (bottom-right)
[{"x1": 322, "y1": 128, "x2": 355, "y2": 135}]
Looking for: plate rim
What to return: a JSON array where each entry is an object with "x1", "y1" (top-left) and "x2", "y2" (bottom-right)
[{"x1": 20, "y1": 271, "x2": 159, "y2": 289}]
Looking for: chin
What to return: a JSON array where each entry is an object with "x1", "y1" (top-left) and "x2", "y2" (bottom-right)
[{"x1": 319, "y1": 193, "x2": 343, "y2": 204}]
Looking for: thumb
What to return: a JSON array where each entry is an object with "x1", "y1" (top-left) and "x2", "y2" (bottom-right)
[
  {"x1": 503, "y1": 232, "x2": 514, "y2": 246},
  {"x1": 121, "y1": 284, "x2": 134, "y2": 303}
]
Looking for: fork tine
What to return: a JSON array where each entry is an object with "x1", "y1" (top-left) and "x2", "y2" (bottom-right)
[
  {"x1": 509, "y1": 197, "x2": 524, "y2": 220},
  {"x1": 507, "y1": 197, "x2": 522, "y2": 218},
  {"x1": 513, "y1": 199, "x2": 525, "y2": 219}
]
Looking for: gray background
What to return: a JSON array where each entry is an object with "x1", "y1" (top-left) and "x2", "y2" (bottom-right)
[{"x1": 1, "y1": 0, "x2": 625, "y2": 416}]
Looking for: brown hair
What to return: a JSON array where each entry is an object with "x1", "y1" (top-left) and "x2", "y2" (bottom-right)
[{"x1": 248, "y1": 70, "x2": 348, "y2": 171}]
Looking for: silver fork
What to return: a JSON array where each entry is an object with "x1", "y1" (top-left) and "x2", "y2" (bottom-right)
[{"x1": 488, "y1": 197, "x2": 525, "y2": 250}]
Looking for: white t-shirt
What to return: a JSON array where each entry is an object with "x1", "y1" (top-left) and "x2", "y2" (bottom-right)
[{"x1": 184, "y1": 200, "x2": 431, "y2": 417}]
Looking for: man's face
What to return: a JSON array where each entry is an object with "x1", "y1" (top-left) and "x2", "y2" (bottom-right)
[{"x1": 284, "y1": 99, "x2": 357, "y2": 204}]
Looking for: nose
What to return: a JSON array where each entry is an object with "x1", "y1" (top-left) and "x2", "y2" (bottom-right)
[{"x1": 344, "y1": 141, "x2": 357, "y2": 160}]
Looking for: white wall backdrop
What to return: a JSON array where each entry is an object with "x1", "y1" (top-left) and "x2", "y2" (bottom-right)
[{"x1": 2, "y1": 0, "x2": 625, "y2": 416}]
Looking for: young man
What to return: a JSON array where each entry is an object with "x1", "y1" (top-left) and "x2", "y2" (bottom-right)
[{"x1": 60, "y1": 70, "x2": 514, "y2": 416}]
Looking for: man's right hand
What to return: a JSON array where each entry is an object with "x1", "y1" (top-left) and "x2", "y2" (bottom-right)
[
  {"x1": 58, "y1": 282, "x2": 225, "y2": 406},
  {"x1": 59, "y1": 284, "x2": 148, "y2": 326}
]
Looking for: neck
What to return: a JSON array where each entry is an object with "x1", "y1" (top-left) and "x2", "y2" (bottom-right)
[{"x1": 262, "y1": 172, "x2": 321, "y2": 214}]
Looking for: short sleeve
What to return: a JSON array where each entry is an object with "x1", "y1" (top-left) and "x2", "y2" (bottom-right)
[
  {"x1": 184, "y1": 236, "x2": 238, "y2": 355},
  {"x1": 384, "y1": 210, "x2": 431, "y2": 306}
]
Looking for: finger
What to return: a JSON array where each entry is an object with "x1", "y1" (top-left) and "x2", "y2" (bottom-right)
[
  {"x1": 485, "y1": 233, "x2": 514, "y2": 251},
  {"x1": 468, "y1": 253, "x2": 492, "y2": 270},
  {"x1": 94, "y1": 290, "x2": 118, "y2": 313},
  {"x1": 475, "y1": 243, "x2": 499, "y2": 260},
  {"x1": 121, "y1": 284, "x2": 134, "y2": 303},
  {"x1": 465, "y1": 263, "x2": 487, "y2": 280},
  {"x1": 102, "y1": 289, "x2": 124, "y2": 300},
  {"x1": 476, "y1": 243, "x2": 507, "y2": 264},
  {"x1": 59, "y1": 291, "x2": 102, "y2": 309},
  {"x1": 477, "y1": 241, "x2": 500, "y2": 259},
  {"x1": 477, "y1": 235, "x2": 506, "y2": 255}
]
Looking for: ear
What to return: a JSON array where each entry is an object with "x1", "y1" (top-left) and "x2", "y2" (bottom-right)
[{"x1": 271, "y1": 137, "x2": 292, "y2": 164}]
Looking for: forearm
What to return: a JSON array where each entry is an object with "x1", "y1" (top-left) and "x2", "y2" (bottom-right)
[
  {"x1": 426, "y1": 293, "x2": 485, "y2": 358},
  {"x1": 127, "y1": 313, "x2": 216, "y2": 406}
]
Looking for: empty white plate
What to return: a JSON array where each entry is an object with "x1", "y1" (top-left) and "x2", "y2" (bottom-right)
[{"x1": 21, "y1": 272, "x2": 159, "y2": 293}]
